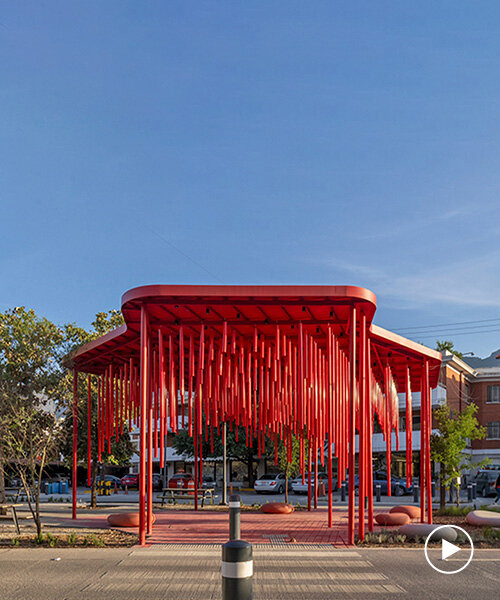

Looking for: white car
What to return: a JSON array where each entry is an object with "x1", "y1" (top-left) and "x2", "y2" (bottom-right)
[
  {"x1": 291, "y1": 473, "x2": 332, "y2": 495},
  {"x1": 254, "y1": 473, "x2": 288, "y2": 494}
]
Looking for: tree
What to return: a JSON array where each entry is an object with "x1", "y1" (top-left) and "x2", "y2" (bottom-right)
[
  {"x1": 173, "y1": 422, "x2": 274, "y2": 487},
  {"x1": 435, "y1": 340, "x2": 463, "y2": 360},
  {"x1": 430, "y1": 402, "x2": 486, "y2": 508},
  {"x1": 0, "y1": 307, "x2": 66, "y2": 534},
  {"x1": 277, "y1": 434, "x2": 301, "y2": 503},
  {"x1": 60, "y1": 310, "x2": 133, "y2": 508}
]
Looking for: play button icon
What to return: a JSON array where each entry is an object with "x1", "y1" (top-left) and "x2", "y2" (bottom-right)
[
  {"x1": 424, "y1": 525, "x2": 474, "y2": 574},
  {"x1": 441, "y1": 539, "x2": 461, "y2": 561}
]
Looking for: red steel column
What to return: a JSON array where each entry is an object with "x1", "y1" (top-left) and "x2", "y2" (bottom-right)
[
  {"x1": 87, "y1": 374, "x2": 92, "y2": 487},
  {"x1": 72, "y1": 369, "x2": 78, "y2": 520},
  {"x1": 348, "y1": 305, "x2": 357, "y2": 545},
  {"x1": 139, "y1": 306, "x2": 148, "y2": 545},
  {"x1": 147, "y1": 334, "x2": 153, "y2": 534},
  {"x1": 358, "y1": 313, "x2": 366, "y2": 541},
  {"x1": 425, "y1": 359, "x2": 433, "y2": 523}
]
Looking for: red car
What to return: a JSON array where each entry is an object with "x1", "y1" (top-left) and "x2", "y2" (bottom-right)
[
  {"x1": 168, "y1": 472, "x2": 194, "y2": 489},
  {"x1": 121, "y1": 473, "x2": 139, "y2": 489},
  {"x1": 121, "y1": 473, "x2": 163, "y2": 491}
]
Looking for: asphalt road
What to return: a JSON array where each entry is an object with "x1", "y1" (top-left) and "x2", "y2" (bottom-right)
[{"x1": 0, "y1": 545, "x2": 497, "y2": 600}]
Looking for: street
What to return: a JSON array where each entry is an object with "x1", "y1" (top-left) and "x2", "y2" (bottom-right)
[{"x1": 0, "y1": 545, "x2": 497, "y2": 600}]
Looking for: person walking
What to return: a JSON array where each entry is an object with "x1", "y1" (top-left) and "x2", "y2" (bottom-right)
[{"x1": 494, "y1": 473, "x2": 500, "y2": 504}]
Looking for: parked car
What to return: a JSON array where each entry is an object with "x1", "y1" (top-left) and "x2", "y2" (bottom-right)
[
  {"x1": 120, "y1": 473, "x2": 163, "y2": 490},
  {"x1": 168, "y1": 472, "x2": 194, "y2": 489},
  {"x1": 201, "y1": 476, "x2": 216, "y2": 490},
  {"x1": 473, "y1": 470, "x2": 500, "y2": 497},
  {"x1": 372, "y1": 471, "x2": 413, "y2": 496},
  {"x1": 291, "y1": 472, "x2": 334, "y2": 494},
  {"x1": 254, "y1": 473, "x2": 289, "y2": 494},
  {"x1": 121, "y1": 473, "x2": 139, "y2": 489}
]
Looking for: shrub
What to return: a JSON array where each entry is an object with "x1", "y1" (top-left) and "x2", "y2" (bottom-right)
[
  {"x1": 11, "y1": 538, "x2": 20, "y2": 546},
  {"x1": 34, "y1": 533, "x2": 45, "y2": 545},
  {"x1": 435, "y1": 506, "x2": 472, "y2": 517},
  {"x1": 45, "y1": 532, "x2": 58, "y2": 547},
  {"x1": 67, "y1": 533, "x2": 77, "y2": 545}
]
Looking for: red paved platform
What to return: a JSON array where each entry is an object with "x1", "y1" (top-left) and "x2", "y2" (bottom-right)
[
  {"x1": 146, "y1": 508, "x2": 351, "y2": 546},
  {"x1": 61, "y1": 507, "x2": 391, "y2": 547}
]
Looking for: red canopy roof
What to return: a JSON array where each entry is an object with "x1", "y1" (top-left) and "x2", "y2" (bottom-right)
[{"x1": 69, "y1": 284, "x2": 441, "y2": 391}]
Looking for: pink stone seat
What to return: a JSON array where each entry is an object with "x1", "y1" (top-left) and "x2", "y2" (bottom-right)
[
  {"x1": 261, "y1": 503, "x2": 295, "y2": 514},
  {"x1": 390, "y1": 505, "x2": 421, "y2": 520},
  {"x1": 465, "y1": 509, "x2": 500, "y2": 527},
  {"x1": 107, "y1": 512, "x2": 156, "y2": 527},
  {"x1": 375, "y1": 512, "x2": 410, "y2": 526}
]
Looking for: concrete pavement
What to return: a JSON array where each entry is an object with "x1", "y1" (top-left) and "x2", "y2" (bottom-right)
[{"x1": 0, "y1": 545, "x2": 497, "y2": 599}]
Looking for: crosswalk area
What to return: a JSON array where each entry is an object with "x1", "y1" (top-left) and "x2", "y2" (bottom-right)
[{"x1": 80, "y1": 545, "x2": 406, "y2": 599}]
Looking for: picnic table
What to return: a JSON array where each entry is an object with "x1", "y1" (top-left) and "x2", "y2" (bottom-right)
[
  {"x1": 158, "y1": 487, "x2": 215, "y2": 508},
  {"x1": 4, "y1": 487, "x2": 22, "y2": 502},
  {"x1": 0, "y1": 504, "x2": 24, "y2": 534}
]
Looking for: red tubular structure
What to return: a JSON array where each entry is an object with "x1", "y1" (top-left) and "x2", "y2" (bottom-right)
[
  {"x1": 139, "y1": 306, "x2": 148, "y2": 546},
  {"x1": 72, "y1": 369, "x2": 78, "y2": 520},
  {"x1": 348, "y1": 305, "x2": 356, "y2": 546},
  {"x1": 66, "y1": 285, "x2": 441, "y2": 545},
  {"x1": 87, "y1": 374, "x2": 92, "y2": 487}
]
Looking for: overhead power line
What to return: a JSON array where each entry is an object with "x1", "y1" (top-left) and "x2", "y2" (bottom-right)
[{"x1": 395, "y1": 317, "x2": 500, "y2": 333}]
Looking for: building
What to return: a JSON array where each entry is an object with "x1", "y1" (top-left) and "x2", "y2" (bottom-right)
[{"x1": 362, "y1": 349, "x2": 500, "y2": 477}]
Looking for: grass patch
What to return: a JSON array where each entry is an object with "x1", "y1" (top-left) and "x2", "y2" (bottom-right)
[{"x1": 435, "y1": 506, "x2": 473, "y2": 517}]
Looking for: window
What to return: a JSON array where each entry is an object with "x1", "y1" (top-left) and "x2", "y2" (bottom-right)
[
  {"x1": 487, "y1": 422, "x2": 500, "y2": 439},
  {"x1": 487, "y1": 385, "x2": 500, "y2": 403}
]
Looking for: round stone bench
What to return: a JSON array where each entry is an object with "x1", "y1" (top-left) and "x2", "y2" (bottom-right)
[
  {"x1": 375, "y1": 512, "x2": 410, "y2": 526},
  {"x1": 107, "y1": 512, "x2": 156, "y2": 527},
  {"x1": 390, "y1": 505, "x2": 421, "y2": 520},
  {"x1": 465, "y1": 509, "x2": 500, "y2": 527},
  {"x1": 398, "y1": 523, "x2": 457, "y2": 541},
  {"x1": 261, "y1": 502, "x2": 295, "y2": 514}
]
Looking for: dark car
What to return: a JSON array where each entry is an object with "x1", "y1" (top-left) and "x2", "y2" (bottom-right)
[
  {"x1": 473, "y1": 470, "x2": 500, "y2": 497},
  {"x1": 168, "y1": 472, "x2": 194, "y2": 489},
  {"x1": 372, "y1": 471, "x2": 412, "y2": 496}
]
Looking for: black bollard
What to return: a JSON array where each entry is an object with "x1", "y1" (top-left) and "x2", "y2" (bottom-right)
[
  {"x1": 222, "y1": 539, "x2": 253, "y2": 600},
  {"x1": 413, "y1": 485, "x2": 419, "y2": 504},
  {"x1": 431, "y1": 481, "x2": 436, "y2": 498},
  {"x1": 341, "y1": 483, "x2": 346, "y2": 502},
  {"x1": 229, "y1": 494, "x2": 241, "y2": 540},
  {"x1": 472, "y1": 483, "x2": 477, "y2": 500},
  {"x1": 467, "y1": 485, "x2": 472, "y2": 503},
  {"x1": 448, "y1": 486, "x2": 453, "y2": 503},
  {"x1": 376, "y1": 484, "x2": 381, "y2": 503}
]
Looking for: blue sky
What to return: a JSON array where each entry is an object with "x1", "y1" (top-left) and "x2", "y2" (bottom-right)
[{"x1": 1, "y1": 2, "x2": 500, "y2": 356}]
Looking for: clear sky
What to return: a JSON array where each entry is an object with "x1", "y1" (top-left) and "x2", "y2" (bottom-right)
[{"x1": 1, "y1": 2, "x2": 500, "y2": 357}]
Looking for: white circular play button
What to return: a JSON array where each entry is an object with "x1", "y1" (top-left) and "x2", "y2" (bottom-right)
[{"x1": 424, "y1": 525, "x2": 474, "y2": 574}]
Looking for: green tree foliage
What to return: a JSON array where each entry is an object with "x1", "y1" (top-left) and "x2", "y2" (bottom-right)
[
  {"x1": 172, "y1": 422, "x2": 274, "y2": 486},
  {"x1": 0, "y1": 307, "x2": 66, "y2": 533},
  {"x1": 60, "y1": 310, "x2": 133, "y2": 508},
  {"x1": 430, "y1": 402, "x2": 486, "y2": 507},
  {"x1": 277, "y1": 434, "x2": 301, "y2": 503},
  {"x1": 435, "y1": 340, "x2": 463, "y2": 359}
]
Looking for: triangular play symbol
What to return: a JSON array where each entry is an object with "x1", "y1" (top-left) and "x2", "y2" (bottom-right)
[{"x1": 442, "y1": 539, "x2": 461, "y2": 561}]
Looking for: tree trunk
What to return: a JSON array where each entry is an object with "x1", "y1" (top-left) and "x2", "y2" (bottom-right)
[
  {"x1": 90, "y1": 462, "x2": 97, "y2": 509},
  {"x1": 0, "y1": 446, "x2": 6, "y2": 504},
  {"x1": 439, "y1": 464, "x2": 445, "y2": 509},
  {"x1": 246, "y1": 456, "x2": 254, "y2": 488},
  {"x1": 455, "y1": 481, "x2": 460, "y2": 508}
]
